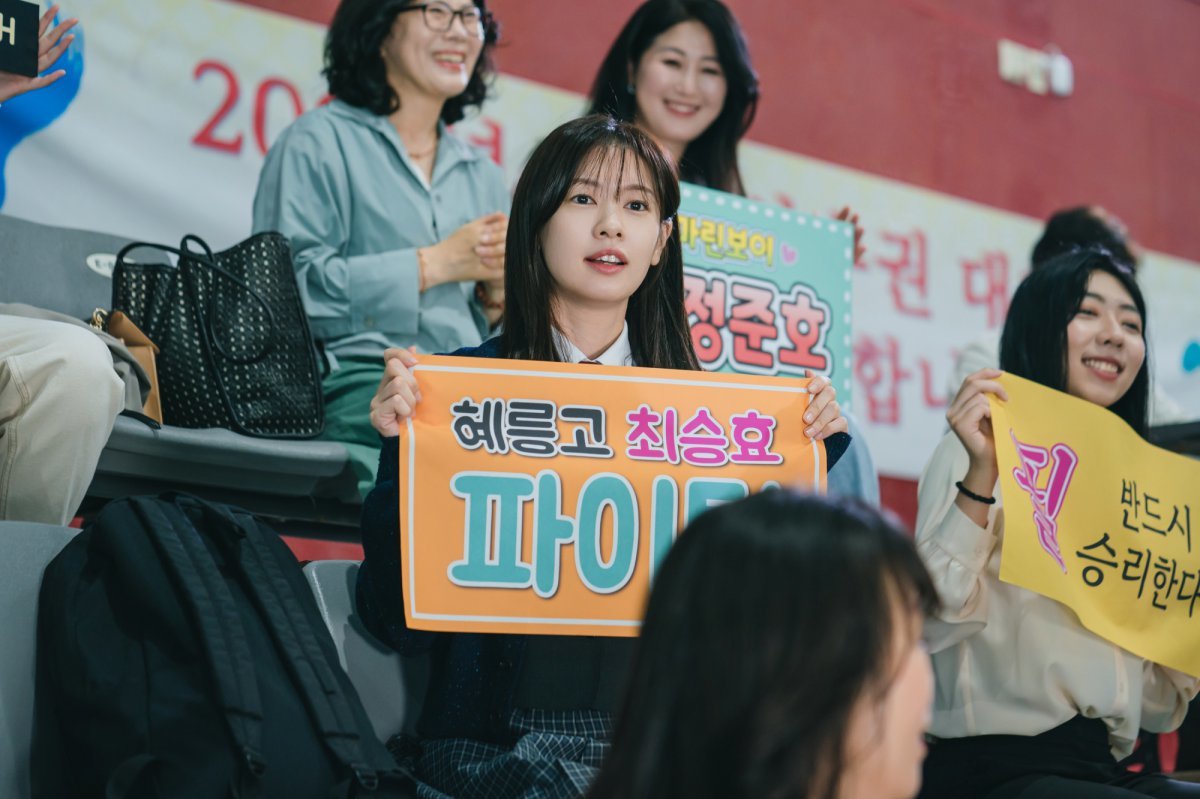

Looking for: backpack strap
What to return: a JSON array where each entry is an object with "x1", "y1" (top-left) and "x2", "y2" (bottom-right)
[
  {"x1": 150, "y1": 494, "x2": 413, "y2": 797},
  {"x1": 230, "y1": 509, "x2": 392, "y2": 789},
  {"x1": 129, "y1": 497, "x2": 268, "y2": 794}
]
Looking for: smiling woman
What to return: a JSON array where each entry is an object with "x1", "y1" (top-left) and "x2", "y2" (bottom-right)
[
  {"x1": 251, "y1": 0, "x2": 510, "y2": 497},
  {"x1": 1063, "y1": 270, "x2": 1146, "y2": 409},
  {"x1": 587, "y1": 0, "x2": 879, "y2": 510},
  {"x1": 915, "y1": 249, "x2": 1200, "y2": 799},
  {"x1": 997, "y1": 251, "x2": 1151, "y2": 438},
  {"x1": 625, "y1": 20, "x2": 726, "y2": 169},
  {"x1": 588, "y1": 0, "x2": 758, "y2": 195}
]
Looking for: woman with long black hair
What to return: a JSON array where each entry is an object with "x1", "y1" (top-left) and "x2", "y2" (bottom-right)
[
  {"x1": 588, "y1": 0, "x2": 757, "y2": 195},
  {"x1": 918, "y1": 249, "x2": 1200, "y2": 799},
  {"x1": 589, "y1": 490, "x2": 938, "y2": 799}
]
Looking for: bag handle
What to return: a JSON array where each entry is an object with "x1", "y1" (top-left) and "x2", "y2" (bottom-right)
[
  {"x1": 180, "y1": 233, "x2": 216, "y2": 261},
  {"x1": 180, "y1": 235, "x2": 280, "y2": 366},
  {"x1": 115, "y1": 239, "x2": 279, "y2": 366}
]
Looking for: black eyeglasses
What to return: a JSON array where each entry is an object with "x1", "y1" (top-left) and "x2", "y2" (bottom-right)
[{"x1": 399, "y1": 2, "x2": 486, "y2": 36}]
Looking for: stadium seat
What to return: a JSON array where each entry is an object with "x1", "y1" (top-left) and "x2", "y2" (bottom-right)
[
  {"x1": 303, "y1": 560, "x2": 427, "y2": 741},
  {"x1": 0, "y1": 522, "x2": 78, "y2": 799},
  {"x1": 0, "y1": 212, "x2": 361, "y2": 534},
  {"x1": 91, "y1": 415, "x2": 360, "y2": 531}
]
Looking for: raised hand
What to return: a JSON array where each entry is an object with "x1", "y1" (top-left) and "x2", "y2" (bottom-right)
[
  {"x1": 0, "y1": 6, "x2": 78, "y2": 104},
  {"x1": 946, "y1": 368, "x2": 1010, "y2": 524},
  {"x1": 834, "y1": 206, "x2": 866, "y2": 265}
]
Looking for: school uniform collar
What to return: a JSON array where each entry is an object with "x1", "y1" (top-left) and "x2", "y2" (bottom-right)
[{"x1": 552, "y1": 323, "x2": 633, "y2": 366}]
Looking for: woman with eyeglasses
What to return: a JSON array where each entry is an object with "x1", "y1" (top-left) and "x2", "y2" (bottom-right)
[{"x1": 253, "y1": 0, "x2": 507, "y2": 497}]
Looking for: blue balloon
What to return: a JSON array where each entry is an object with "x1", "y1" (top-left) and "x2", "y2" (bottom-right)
[
  {"x1": 1183, "y1": 341, "x2": 1200, "y2": 374},
  {"x1": 0, "y1": 14, "x2": 85, "y2": 208}
]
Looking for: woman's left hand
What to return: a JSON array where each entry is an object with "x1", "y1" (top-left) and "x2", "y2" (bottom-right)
[
  {"x1": 834, "y1": 206, "x2": 866, "y2": 265},
  {"x1": 803, "y1": 371, "x2": 848, "y2": 440}
]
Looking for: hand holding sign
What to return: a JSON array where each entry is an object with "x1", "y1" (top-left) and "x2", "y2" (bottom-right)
[
  {"x1": 370, "y1": 346, "x2": 423, "y2": 437},
  {"x1": 0, "y1": 3, "x2": 76, "y2": 101},
  {"x1": 802, "y1": 370, "x2": 847, "y2": 440},
  {"x1": 833, "y1": 205, "x2": 866, "y2": 264},
  {"x1": 946, "y1": 367, "x2": 1010, "y2": 524}
]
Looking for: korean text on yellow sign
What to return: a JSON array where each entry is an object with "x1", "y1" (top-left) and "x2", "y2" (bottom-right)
[
  {"x1": 993, "y1": 373, "x2": 1200, "y2": 676},
  {"x1": 398, "y1": 356, "x2": 825, "y2": 637}
]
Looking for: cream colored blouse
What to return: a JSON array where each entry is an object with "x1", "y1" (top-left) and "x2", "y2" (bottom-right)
[{"x1": 916, "y1": 432, "x2": 1198, "y2": 759}]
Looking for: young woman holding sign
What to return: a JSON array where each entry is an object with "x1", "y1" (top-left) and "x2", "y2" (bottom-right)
[
  {"x1": 589, "y1": 490, "x2": 938, "y2": 799},
  {"x1": 358, "y1": 114, "x2": 849, "y2": 797},
  {"x1": 917, "y1": 249, "x2": 1200, "y2": 799}
]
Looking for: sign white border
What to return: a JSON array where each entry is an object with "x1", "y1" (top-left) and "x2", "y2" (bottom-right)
[{"x1": 403, "y1": 363, "x2": 822, "y2": 628}]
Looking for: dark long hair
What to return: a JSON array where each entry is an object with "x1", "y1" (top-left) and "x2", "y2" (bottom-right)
[
  {"x1": 588, "y1": 491, "x2": 938, "y2": 799},
  {"x1": 323, "y1": 0, "x2": 499, "y2": 123},
  {"x1": 1000, "y1": 248, "x2": 1150, "y2": 437},
  {"x1": 587, "y1": 0, "x2": 759, "y2": 195},
  {"x1": 500, "y1": 115, "x2": 700, "y2": 371}
]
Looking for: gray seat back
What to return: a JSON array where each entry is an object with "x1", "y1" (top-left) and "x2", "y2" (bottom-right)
[
  {"x1": 0, "y1": 522, "x2": 78, "y2": 799},
  {"x1": 0, "y1": 215, "x2": 361, "y2": 528},
  {"x1": 0, "y1": 213, "x2": 139, "y2": 318},
  {"x1": 302, "y1": 561, "x2": 428, "y2": 742}
]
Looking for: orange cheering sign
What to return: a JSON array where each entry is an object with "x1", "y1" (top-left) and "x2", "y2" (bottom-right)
[{"x1": 397, "y1": 356, "x2": 826, "y2": 637}]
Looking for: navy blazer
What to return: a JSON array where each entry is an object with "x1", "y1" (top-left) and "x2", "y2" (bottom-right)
[{"x1": 355, "y1": 336, "x2": 850, "y2": 743}]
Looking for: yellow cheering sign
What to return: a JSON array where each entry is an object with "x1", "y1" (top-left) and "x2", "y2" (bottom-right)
[
  {"x1": 398, "y1": 356, "x2": 826, "y2": 637},
  {"x1": 992, "y1": 373, "x2": 1200, "y2": 676}
]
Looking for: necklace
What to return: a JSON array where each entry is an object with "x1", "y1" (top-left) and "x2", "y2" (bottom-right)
[{"x1": 406, "y1": 138, "x2": 438, "y2": 160}]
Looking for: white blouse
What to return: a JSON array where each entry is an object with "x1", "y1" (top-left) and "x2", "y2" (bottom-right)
[{"x1": 916, "y1": 432, "x2": 1198, "y2": 758}]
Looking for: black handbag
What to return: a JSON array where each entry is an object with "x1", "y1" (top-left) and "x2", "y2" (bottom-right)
[{"x1": 112, "y1": 233, "x2": 325, "y2": 438}]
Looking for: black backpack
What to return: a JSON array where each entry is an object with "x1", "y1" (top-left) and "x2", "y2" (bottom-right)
[{"x1": 32, "y1": 494, "x2": 415, "y2": 799}]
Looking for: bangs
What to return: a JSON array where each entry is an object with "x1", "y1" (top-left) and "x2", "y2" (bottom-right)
[{"x1": 571, "y1": 143, "x2": 671, "y2": 221}]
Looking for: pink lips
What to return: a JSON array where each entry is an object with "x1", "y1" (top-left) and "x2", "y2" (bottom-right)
[
  {"x1": 663, "y1": 99, "x2": 699, "y2": 118},
  {"x1": 433, "y1": 51, "x2": 468, "y2": 72},
  {"x1": 1082, "y1": 356, "x2": 1123, "y2": 381},
  {"x1": 585, "y1": 248, "x2": 628, "y2": 275}
]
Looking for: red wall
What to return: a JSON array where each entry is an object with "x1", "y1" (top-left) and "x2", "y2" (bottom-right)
[
  {"x1": 489, "y1": 0, "x2": 1200, "y2": 264},
  {"x1": 232, "y1": 0, "x2": 1200, "y2": 261}
]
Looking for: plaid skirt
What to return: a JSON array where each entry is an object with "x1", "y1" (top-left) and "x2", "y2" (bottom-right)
[{"x1": 391, "y1": 709, "x2": 613, "y2": 799}]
